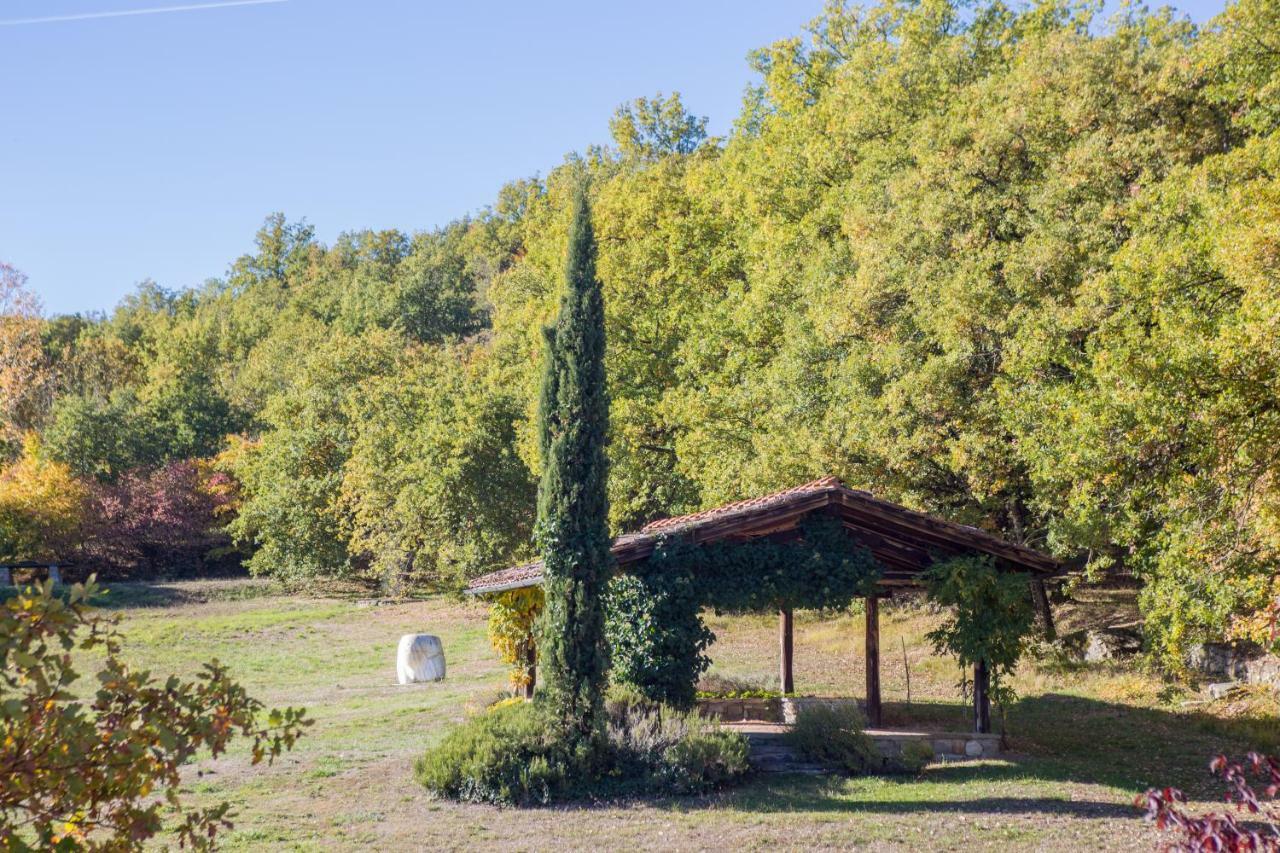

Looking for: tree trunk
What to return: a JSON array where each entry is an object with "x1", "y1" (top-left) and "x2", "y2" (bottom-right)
[
  {"x1": 974, "y1": 658, "x2": 991, "y2": 734},
  {"x1": 1031, "y1": 578, "x2": 1056, "y2": 642},
  {"x1": 522, "y1": 637, "x2": 536, "y2": 700}
]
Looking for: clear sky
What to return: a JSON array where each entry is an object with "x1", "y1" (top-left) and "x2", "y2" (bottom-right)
[{"x1": 2, "y1": 0, "x2": 1230, "y2": 316}]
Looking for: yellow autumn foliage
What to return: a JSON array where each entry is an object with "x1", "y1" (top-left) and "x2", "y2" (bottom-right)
[
  {"x1": 0, "y1": 434, "x2": 89, "y2": 562},
  {"x1": 486, "y1": 587, "x2": 543, "y2": 690}
]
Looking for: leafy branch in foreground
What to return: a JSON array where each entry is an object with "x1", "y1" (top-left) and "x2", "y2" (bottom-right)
[
  {"x1": 1138, "y1": 753, "x2": 1280, "y2": 852},
  {"x1": 0, "y1": 578, "x2": 311, "y2": 851}
]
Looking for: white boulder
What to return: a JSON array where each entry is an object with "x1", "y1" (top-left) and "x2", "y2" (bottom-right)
[{"x1": 397, "y1": 634, "x2": 446, "y2": 684}]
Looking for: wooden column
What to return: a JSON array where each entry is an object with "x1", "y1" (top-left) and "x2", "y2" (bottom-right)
[
  {"x1": 1031, "y1": 578, "x2": 1056, "y2": 642},
  {"x1": 974, "y1": 657, "x2": 991, "y2": 734},
  {"x1": 779, "y1": 608, "x2": 794, "y2": 695},
  {"x1": 522, "y1": 637, "x2": 536, "y2": 700},
  {"x1": 865, "y1": 595, "x2": 882, "y2": 727}
]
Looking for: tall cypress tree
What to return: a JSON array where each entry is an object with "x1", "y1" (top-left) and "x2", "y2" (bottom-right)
[{"x1": 535, "y1": 185, "x2": 611, "y2": 740}]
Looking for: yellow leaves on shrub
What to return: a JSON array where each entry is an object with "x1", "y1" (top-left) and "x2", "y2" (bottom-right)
[{"x1": 487, "y1": 587, "x2": 543, "y2": 690}]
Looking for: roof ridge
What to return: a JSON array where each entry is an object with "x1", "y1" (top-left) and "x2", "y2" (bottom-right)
[{"x1": 640, "y1": 475, "x2": 845, "y2": 533}]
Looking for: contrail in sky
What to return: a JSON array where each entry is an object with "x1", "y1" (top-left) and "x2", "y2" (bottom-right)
[{"x1": 0, "y1": 0, "x2": 286, "y2": 27}]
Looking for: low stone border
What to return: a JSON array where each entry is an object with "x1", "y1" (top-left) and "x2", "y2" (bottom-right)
[
  {"x1": 696, "y1": 697, "x2": 781, "y2": 722},
  {"x1": 867, "y1": 729, "x2": 1002, "y2": 762}
]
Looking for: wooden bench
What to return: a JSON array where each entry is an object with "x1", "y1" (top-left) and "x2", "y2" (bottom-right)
[{"x1": 0, "y1": 562, "x2": 73, "y2": 586}]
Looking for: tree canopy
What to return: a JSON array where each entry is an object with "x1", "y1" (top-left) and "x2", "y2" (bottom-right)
[{"x1": 2, "y1": 0, "x2": 1278, "y2": 665}]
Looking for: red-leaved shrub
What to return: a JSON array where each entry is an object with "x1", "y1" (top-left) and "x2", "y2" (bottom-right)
[
  {"x1": 81, "y1": 460, "x2": 238, "y2": 578},
  {"x1": 1138, "y1": 753, "x2": 1280, "y2": 851}
]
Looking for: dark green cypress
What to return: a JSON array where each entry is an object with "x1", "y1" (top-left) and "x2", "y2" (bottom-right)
[{"x1": 535, "y1": 186, "x2": 611, "y2": 740}]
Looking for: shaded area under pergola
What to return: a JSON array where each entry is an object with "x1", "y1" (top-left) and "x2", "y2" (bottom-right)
[{"x1": 467, "y1": 476, "x2": 1061, "y2": 732}]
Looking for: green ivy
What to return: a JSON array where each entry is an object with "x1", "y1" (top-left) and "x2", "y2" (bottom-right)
[
  {"x1": 605, "y1": 562, "x2": 713, "y2": 710},
  {"x1": 924, "y1": 555, "x2": 1035, "y2": 710},
  {"x1": 605, "y1": 516, "x2": 881, "y2": 706}
]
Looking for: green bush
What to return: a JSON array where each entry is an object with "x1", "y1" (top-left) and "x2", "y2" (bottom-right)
[
  {"x1": 414, "y1": 700, "x2": 600, "y2": 805},
  {"x1": 416, "y1": 689, "x2": 750, "y2": 805},
  {"x1": 785, "y1": 704, "x2": 879, "y2": 774},
  {"x1": 603, "y1": 687, "x2": 750, "y2": 795},
  {"x1": 899, "y1": 740, "x2": 935, "y2": 774}
]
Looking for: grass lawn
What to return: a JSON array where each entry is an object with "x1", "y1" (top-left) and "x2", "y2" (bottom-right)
[{"x1": 79, "y1": 579, "x2": 1279, "y2": 851}]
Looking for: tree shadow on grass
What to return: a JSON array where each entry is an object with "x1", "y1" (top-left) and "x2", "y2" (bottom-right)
[
  {"x1": 711, "y1": 772, "x2": 1138, "y2": 821},
  {"x1": 642, "y1": 692, "x2": 1276, "y2": 822}
]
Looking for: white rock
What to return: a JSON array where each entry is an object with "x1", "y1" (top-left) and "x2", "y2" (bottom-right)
[
  {"x1": 965, "y1": 740, "x2": 985, "y2": 757},
  {"x1": 397, "y1": 634, "x2": 445, "y2": 684}
]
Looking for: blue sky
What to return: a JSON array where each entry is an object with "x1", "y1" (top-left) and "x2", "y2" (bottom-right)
[{"x1": 2, "y1": 0, "x2": 1229, "y2": 315}]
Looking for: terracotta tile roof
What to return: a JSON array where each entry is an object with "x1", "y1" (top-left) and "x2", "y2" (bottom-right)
[
  {"x1": 465, "y1": 474, "x2": 1061, "y2": 595},
  {"x1": 641, "y1": 476, "x2": 844, "y2": 534},
  {"x1": 464, "y1": 560, "x2": 544, "y2": 595}
]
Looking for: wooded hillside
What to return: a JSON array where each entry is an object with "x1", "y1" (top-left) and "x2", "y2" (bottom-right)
[{"x1": 3, "y1": 0, "x2": 1278, "y2": 668}]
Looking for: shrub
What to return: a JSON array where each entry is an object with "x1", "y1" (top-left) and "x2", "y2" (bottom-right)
[
  {"x1": 900, "y1": 740, "x2": 935, "y2": 774},
  {"x1": 785, "y1": 704, "x2": 879, "y2": 774},
  {"x1": 416, "y1": 688, "x2": 750, "y2": 805},
  {"x1": 603, "y1": 687, "x2": 750, "y2": 795},
  {"x1": 414, "y1": 700, "x2": 596, "y2": 805},
  {"x1": 1138, "y1": 753, "x2": 1280, "y2": 851}
]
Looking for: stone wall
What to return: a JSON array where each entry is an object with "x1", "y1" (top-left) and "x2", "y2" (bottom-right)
[
  {"x1": 870, "y1": 730, "x2": 1002, "y2": 762},
  {"x1": 1186, "y1": 643, "x2": 1280, "y2": 688}
]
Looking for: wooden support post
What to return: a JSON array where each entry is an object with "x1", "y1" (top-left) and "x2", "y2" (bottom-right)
[
  {"x1": 779, "y1": 608, "x2": 794, "y2": 695},
  {"x1": 522, "y1": 637, "x2": 536, "y2": 700},
  {"x1": 48, "y1": 565, "x2": 61, "y2": 586},
  {"x1": 0, "y1": 566, "x2": 10, "y2": 587},
  {"x1": 1031, "y1": 578, "x2": 1056, "y2": 642},
  {"x1": 974, "y1": 658, "x2": 991, "y2": 734},
  {"x1": 865, "y1": 595, "x2": 882, "y2": 727}
]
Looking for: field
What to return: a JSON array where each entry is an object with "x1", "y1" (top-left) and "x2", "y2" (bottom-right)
[{"x1": 83, "y1": 579, "x2": 1279, "y2": 851}]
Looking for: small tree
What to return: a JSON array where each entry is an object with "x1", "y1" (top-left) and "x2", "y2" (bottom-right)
[
  {"x1": 925, "y1": 556, "x2": 1035, "y2": 723},
  {"x1": 534, "y1": 185, "x2": 612, "y2": 741},
  {"x1": 0, "y1": 434, "x2": 89, "y2": 563},
  {"x1": 0, "y1": 579, "x2": 310, "y2": 850}
]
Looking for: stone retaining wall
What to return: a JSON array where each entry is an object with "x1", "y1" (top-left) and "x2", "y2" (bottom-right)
[
  {"x1": 1187, "y1": 643, "x2": 1280, "y2": 688},
  {"x1": 868, "y1": 729, "x2": 1002, "y2": 762}
]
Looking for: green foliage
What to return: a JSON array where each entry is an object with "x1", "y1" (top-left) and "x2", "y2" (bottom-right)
[
  {"x1": 688, "y1": 516, "x2": 880, "y2": 613},
  {"x1": 925, "y1": 556, "x2": 1035, "y2": 708},
  {"x1": 341, "y1": 346, "x2": 535, "y2": 590},
  {"x1": 535, "y1": 187, "x2": 612, "y2": 739},
  {"x1": 0, "y1": 578, "x2": 310, "y2": 850},
  {"x1": 604, "y1": 562, "x2": 713, "y2": 709},
  {"x1": 784, "y1": 703, "x2": 879, "y2": 775},
  {"x1": 413, "y1": 700, "x2": 598, "y2": 806},
  {"x1": 228, "y1": 331, "x2": 401, "y2": 585},
  {"x1": 605, "y1": 517, "x2": 876, "y2": 706},
  {"x1": 487, "y1": 587, "x2": 544, "y2": 691},
  {"x1": 609, "y1": 93, "x2": 708, "y2": 160},
  {"x1": 603, "y1": 687, "x2": 750, "y2": 794},
  {"x1": 414, "y1": 690, "x2": 749, "y2": 806},
  {"x1": 11, "y1": 0, "x2": 1280, "y2": 666}
]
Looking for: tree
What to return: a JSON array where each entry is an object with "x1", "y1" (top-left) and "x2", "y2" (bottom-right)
[
  {"x1": 535, "y1": 185, "x2": 612, "y2": 740},
  {"x1": 0, "y1": 435, "x2": 88, "y2": 563},
  {"x1": 340, "y1": 346, "x2": 535, "y2": 591},
  {"x1": 609, "y1": 93, "x2": 708, "y2": 160},
  {"x1": 0, "y1": 579, "x2": 309, "y2": 850},
  {"x1": 82, "y1": 460, "x2": 234, "y2": 578},
  {"x1": 228, "y1": 330, "x2": 400, "y2": 585},
  {"x1": 0, "y1": 264, "x2": 53, "y2": 451}
]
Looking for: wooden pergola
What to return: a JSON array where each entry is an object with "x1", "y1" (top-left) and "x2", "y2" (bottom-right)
[{"x1": 466, "y1": 476, "x2": 1061, "y2": 732}]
